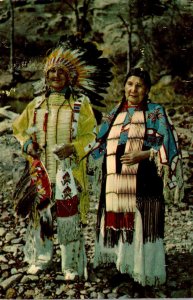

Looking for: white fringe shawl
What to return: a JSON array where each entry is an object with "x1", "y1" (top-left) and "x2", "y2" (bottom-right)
[{"x1": 106, "y1": 110, "x2": 146, "y2": 213}]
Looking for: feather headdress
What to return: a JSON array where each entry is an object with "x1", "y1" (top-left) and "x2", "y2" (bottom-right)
[{"x1": 44, "y1": 35, "x2": 113, "y2": 108}]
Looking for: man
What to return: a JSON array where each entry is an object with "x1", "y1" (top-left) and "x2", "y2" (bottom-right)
[{"x1": 13, "y1": 36, "x2": 112, "y2": 279}]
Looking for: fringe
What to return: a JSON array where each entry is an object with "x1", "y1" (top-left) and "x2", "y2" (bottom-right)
[
  {"x1": 40, "y1": 217, "x2": 53, "y2": 240},
  {"x1": 57, "y1": 214, "x2": 81, "y2": 245},
  {"x1": 79, "y1": 191, "x2": 89, "y2": 225},
  {"x1": 37, "y1": 198, "x2": 50, "y2": 211},
  {"x1": 163, "y1": 158, "x2": 184, "y2": 204},
  {"x1": 39, "y1": 204, "x2": 53, "y2": 240},
  {"x1": 104, "y1": 227, "x2": 134, "y2": 247},
  {"x1": 99, "y1": 195, "x2": 165, "y2": 247},
  {"x1": 137, "y1": 197, "x2": 165, "y2": 243}
]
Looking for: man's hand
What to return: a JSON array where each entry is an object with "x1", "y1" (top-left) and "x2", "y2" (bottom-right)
[{"x1": 53, "y1": 143, "x2": 75, "y2": 160}]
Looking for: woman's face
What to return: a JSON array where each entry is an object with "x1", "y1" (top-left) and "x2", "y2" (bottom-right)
[
  {"x1": 47, "y1": 67, "x2": 68, "y2": 91},
  {"x1": 124, "y1": 75, "x2": 148, "y2": 106}
]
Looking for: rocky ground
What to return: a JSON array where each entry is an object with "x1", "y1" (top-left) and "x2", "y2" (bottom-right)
[{"x1": 0, "y1": 104, "x2": 193, "y2": 299}]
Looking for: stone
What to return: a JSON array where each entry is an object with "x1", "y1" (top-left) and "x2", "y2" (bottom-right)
[
  {"x1": 21, "y1": 275, "x2": 39, "y2": 283},
  {"x1": 107, "y1": 292, "x2": 118, "y2": 298},
  {"x1": 155, "y1": 291, "x2": 167, "y2": 298},
  {"x1": 80, "y1": 289, "x2": 87, "y2": 295},
  {"x1": 20, "y1": 228, "x2": 26, "y2": 234},
  {"x1": 5, "y1": 287, "x2": 17, "y2": 299},
  {"x1": 34, "y1": 293, "x2": 45, "y2": 299},
  {"x1": 90, "y1": 291, "x2": 98, "y2": 298},
  {"x1": 87, "y1": 286, "x2": 96, "y2": 292},
  {"x1": 168, "y1": 280, "x2": 178, "y2": 288},
  {"x1": 11, "y1": 268, "x2": 18, "y2": 275},
  {"x1": 56, "y1": 285, "x2": 65, "y2": 296},
  {"x1": 171, "y1": 289, "x2": 189, "y2": 298},
  {"x1": 55, "y1": 274, "x2": 65, "y2": 281},
  {"x1": 1, "y1": 271, "x2": 9, "y2": 279},
  {"x1": 1, "y1": 264, "x2": 9, "y2": 271},
  {"x1": 11, "y1": 237, "x2": 22, "y2": 244},
  {"x1": 3, "y1": 245, "x2": 18, "y2": 254},
  {"x1": 0, "y1": 274, "x2": 23, "y2": 290},
  {"x1": 24, "y1": 289, "x2": 35, "y2": 299},
  {"x1": 0, "y1": 227, "x2": 6, "y2": 236},
  {"x1": 0, "y1": 255, "x2": 8, "y2": 263},
  {"x1": 5, "y1": 232, "x2": 17, "y2": 242},
  {"x1": 97, "y1": 292, "x2": 105, "y2": 299},
  {"x1": 8, "y1": 260, "x2": 15, "y2": 265},
  {"x1": 103, "y1": 288, "x2": 111, "y2": 294},
  {"x1": 66, "y1": 289, "x2": 76, "y2": 296},
  {"x1": 84, "y1": 281, "x2": 91, "y2": 287}
]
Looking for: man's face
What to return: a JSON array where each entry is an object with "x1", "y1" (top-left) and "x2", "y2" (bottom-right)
[{"x1": 47, "y1": 67, "x2": 68, "y2": 91}]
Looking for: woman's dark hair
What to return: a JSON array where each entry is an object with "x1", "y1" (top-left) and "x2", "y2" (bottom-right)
[
  {"x1": 124, "y1": 67, "x2": 151, "y2": 90},
  {"x1": 113, "y1": 67, "x2": 151, "y2": 119}
]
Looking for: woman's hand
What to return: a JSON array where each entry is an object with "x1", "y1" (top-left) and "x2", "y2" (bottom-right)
[
  {"x1": 120, "y1": 150, "x2": 150, "y2": 166},
  {"x1": 53, "y1": 143, "x2": 75, "y2": 160}
]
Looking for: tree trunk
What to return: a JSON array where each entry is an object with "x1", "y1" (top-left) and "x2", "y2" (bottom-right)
[{"x1": 9, "y1": 0, "x2": 14, "y2": 82}]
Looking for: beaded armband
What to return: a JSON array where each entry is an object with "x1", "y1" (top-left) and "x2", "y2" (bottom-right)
[{"x1": 23, "y1": 138, "x2": 33, "y2": 153}]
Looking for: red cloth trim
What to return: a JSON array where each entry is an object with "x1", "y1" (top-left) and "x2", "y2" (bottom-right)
[
  {"x1": 43, "y1": 111, "x2": 49, "y2": 132},
  {"x1": 33, "y1": 111, "x2": 37, "y2": 143},
  {"x1": 122, "y1": 101, "x2": 138, "y2": 110},
  {"x1": 30, "y1": 159, "x2": 52, "y2": 203},
  {"x1": 56, "y1": 195, "x2": 79, "y2": 217},
  {"x1": 105, "y1": 211, "x2": 135, "y2": 230}
]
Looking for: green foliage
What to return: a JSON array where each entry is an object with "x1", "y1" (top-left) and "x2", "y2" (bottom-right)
[{"x1": 150, "y1": 84, "x2": 176, "y2": 104}]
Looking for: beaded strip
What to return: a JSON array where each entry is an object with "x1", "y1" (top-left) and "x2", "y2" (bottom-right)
[
  {"x1": 32, "y1": 95, "x2": 82, "y2": 169},
  {"x1": 149, "y1": 148, "x2": 157, "y2": 161}
]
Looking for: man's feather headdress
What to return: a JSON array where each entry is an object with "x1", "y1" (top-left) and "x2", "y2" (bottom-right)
[{"x1": 44, "y1": 34, "x2": 113, "y2": 108}]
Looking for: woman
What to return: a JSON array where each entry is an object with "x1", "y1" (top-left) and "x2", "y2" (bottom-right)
[
  {"x1": 12, "y1": 36, "x2": 112, "y2": 280},
  {"x1": 91, "y1": 68, "x2": 184, "y2": 293}
]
